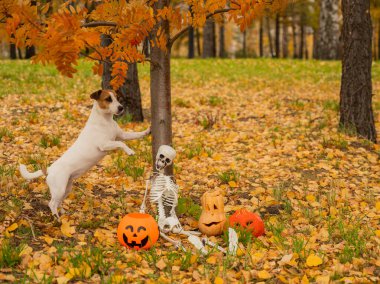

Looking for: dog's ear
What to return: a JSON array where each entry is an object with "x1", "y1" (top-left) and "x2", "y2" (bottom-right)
[{"x1": 90, "y1": 90, "x2": 102, "y2": 100}]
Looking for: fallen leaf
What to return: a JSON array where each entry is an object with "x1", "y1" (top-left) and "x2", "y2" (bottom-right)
[{"x1": 306, "y1": 254, "x2": 323, "y2": 267}]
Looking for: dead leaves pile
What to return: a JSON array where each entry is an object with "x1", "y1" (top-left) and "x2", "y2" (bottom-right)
[{"x1": 0, "y1": 59, "x2": 379, "y2": 283}]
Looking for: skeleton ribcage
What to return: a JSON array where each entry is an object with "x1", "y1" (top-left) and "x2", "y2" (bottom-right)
[
  {"x1": 149, "y1": 175, "x2": 166, "y2": 202},
  {"x1": 162, "y1": 177, "x2": 178, "y2": 207}
]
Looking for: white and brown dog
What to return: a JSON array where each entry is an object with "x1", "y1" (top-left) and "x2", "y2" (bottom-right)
[{"x1": 19, "y1": 89, "x2": 150, "y2": 220}]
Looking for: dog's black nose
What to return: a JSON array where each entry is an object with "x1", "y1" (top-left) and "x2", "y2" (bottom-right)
[{"x1": 118, "y1": 106, "x2": 124, "y2": 112}]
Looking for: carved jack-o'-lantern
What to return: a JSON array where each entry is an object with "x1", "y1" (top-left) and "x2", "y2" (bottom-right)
[
  {"x1": 198, "y1": 190, "x2": 226, "y2": 236},
  {"x1": 229, "y1": 209, "x2": 265, "y2": 237},
  {"x1": 117, "y1": 213, "x2": 159, "y2": 250}
]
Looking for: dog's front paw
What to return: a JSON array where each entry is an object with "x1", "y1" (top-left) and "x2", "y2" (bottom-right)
[{"x1": 144, "y1": 127, "x2": 151, "y2": 136}]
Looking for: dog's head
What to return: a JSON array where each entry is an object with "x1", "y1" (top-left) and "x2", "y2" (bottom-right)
[{"x1": 90, "y1": 89, "x2": 124, "y2": 115}]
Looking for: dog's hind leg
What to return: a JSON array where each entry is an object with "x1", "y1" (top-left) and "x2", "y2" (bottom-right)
[{"x1": 46, "y1": 173, "x2": 69, "y2": 221}]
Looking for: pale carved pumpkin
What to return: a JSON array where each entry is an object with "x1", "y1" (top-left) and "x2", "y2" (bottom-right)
[{"x1": 198, "y1": 190, "x2": 226, "y2": 236}]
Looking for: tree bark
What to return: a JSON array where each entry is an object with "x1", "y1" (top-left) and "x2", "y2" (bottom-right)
[
  {"x1": 282, "y1": 16, "x2": 288, "y2": 58},
  {"x1": 10, "y1": 44, "x2": 17, "y2": 60},
  {"x1": 275, "y1": 13, "x2": 280, "y2": 58},
  {"x1": 378, "y1": 19, "x2": 380, "y2": 61},
  {"x1": 150, "y1": 0, "x2": 173, "y2": 174},
  {"x1": 266, "y1": 17, "x2": 274, "y2": 58},
  {"x1": 259, "y1": 18, "x2": 264, "y2": 57},
  {"x1": 25, "y1": 46, "x2": 36, "y2": 59},
  {"x1": 317, "y1": 0, "x2": 340, "y2": 60},
  {"x1": 203, "y1": 18, "x2": 216, "y2": 58},
  {"x1": 292, "y1": 17, "x2": 298, "y2": 58},
  {"x1": 101, "y1": 34, "x2": 144, "y2": 122},
  {"x1": 219, "y1": 23, "x2": 226, "y2": 58},
  {"x1": 340, "y1": 0, "x2": 376, "y2": 142},
  {"x1": 188, "y1": 26, "x2": 195, "y2": 58},
  {"x1": 313, "y1": 29, "x2": 319, "y2": 59},
  {"x1": 242, "y1": 30, "x2": 247, "y2": 58},
  {"x1": 196, "y1": 28, "x2": 201, "y2": 57},
  {"x1": 299, "y1": 15, "x2": 305, "y2": 59}
]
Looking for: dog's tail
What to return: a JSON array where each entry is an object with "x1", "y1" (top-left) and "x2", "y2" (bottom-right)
[{"x1": 19, "y1": 164, "x2": 46, "y2": 180}]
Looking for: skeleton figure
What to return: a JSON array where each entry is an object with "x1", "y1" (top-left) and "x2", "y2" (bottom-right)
[{"x1": 141, "y1": 145, "x2": 195, "y2": 236}]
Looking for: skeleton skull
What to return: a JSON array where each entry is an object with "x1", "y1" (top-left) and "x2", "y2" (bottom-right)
[{"x1": 155, "y1": 145, "x2": 176, "y2": 171}]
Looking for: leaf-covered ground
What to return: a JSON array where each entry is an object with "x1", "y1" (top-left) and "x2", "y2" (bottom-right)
[{"x1": 0, "y1": 59, "x2": 379, "y2": 283}]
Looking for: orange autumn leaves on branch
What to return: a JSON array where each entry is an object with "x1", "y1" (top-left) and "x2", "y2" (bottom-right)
[{"x1": 1, "y1": 0, "x2": 290, "y2": 89}]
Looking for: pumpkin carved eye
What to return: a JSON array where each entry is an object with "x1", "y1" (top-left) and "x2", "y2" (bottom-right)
[
  {"x1": 137, "y1": 226, "x2": 146, "y2": 232},
  {"x1": 125, "y1": 225, "x2": 133, "y2": 232}
]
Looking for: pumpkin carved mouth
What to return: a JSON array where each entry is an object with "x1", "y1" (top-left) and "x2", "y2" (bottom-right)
[
  {"x1": 204, "y1": 221, "x2": 221, "y2": 227},
  {"x1": 123, "y1": 234, "x2": 149, "y2": 248}
]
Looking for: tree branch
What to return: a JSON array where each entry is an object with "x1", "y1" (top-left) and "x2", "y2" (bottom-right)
[
  {"x1": 169, "y1": 8, "x2": 236, "y2": 48},
  {"x1": 81, "y1": 21, "x2": 117, "y2": 28}
]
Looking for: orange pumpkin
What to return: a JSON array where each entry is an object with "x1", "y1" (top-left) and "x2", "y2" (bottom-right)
[
  {"x1": 117, "y1": 213, "x2": 159, "y2": 250},
  {"x1": 198, "y1": 190, "x2": 226, "y2": 236},
  {"x1": 229, "y1": 209, "x2": 265, "y2": 237}
]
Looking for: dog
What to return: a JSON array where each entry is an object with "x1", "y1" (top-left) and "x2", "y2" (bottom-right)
[{"x1": 19, "y1": 89, "x2": 151, "y2": 220}]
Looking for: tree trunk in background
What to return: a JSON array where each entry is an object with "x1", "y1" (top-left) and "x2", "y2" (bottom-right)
[
  {"x1": 150, "y1": 0, "x2": 173, "y2": 174},
  {"x1": 101, "y1": 34, "x2": 144, "y2": 122},
  {"x1": 378, "y1": 19, "x2": 380, "y2": 61},
  {"x1": 299, "y1": 18, "x2": 305, "y2": 59},
  {"x1": 266, "y1": 17, "x2": 274, "y2": 57},
  {"x1": 275, "y1": 14, "x2": 280, "y2": 58},
  {"x1": 242, "y1": 30, "x2": 247, "y2": 57},
  {"x1": 292, "y1": 17, "x2": 298, "y2": 58},
  {"x1": 10, "y1": 44, "x2": 17, "y2": 59},
  {"x1": 196, "y1": 28, "x2": 201, "y2": 57},
  {"x1": 203, "y1": 18, "x2": 216, "y2": 58},
  {"x1": 313, "y1": 29, "x2": 319, "y2": 59},
  {"x1": 188, "y1": 26, "x2": 195, "y2": 58},
  {"x1": 17, "y1": 48, "x2": 22, "y2": 59},
  {"x1": 340, "y1": 0, "x2": 376, "y2": 143},
  {"x1": 282, "y1": 16, "x2": 288, "y2": 58},
  {"x1": 317, "y1": 0, "x2": 340, "y2": 60},
  {"x1": 259, "y1": 19, "x2": 264, "y2": 57},
  {"x1": 219, "y1": 23, "x2": 226, "y2": 58},
  {"x1": 25, "y1": 46, "x2": 36, "y2": 59},
  {"x1": 143, "y1": 38, "x2": 150, "y2": 57}
]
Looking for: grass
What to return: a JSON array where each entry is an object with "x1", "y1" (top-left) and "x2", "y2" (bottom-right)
[
  {"x1": 3, "y1": 59, "x2": 380, "y2": 98},
  {"x1": 0, "y1": 240, "x2": 24, "y2": 268},
  {"x1": 0, "y1": 58, "x2": 379, "y2": 282},
  {"x1": 218, "y1": 169, "x2": 240, "y2": 184}
]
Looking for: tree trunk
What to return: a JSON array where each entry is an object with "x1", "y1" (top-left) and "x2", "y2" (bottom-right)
[
  {"x1": 101, "y1": 34, "x2": 144, "y2": 122},
  {"x1": 266, "y1": 17, "x2": 274, "y2": 57},
  {"x1": 313, "y1": 29, "x2": 319, "y2": 59},
  {"x1": 10, "y1": 43, "x2": 16, "y2": 60},
  {"x1": 196, "y1": 28, "x2": 201, "y2": 57},
  {"x1": 219, "y1": 23, "x2": 226, "y2": 58},
  {"x1": 150, "y1": 0, "x2": 173, "y2": 174},
  {"x1": 25, "y1": 46, "x2": 36, "y2": 59},
  {"x1": 117, "y1": 64, "x2": 144, "y2": 122},
  {"x1": 340, "y1": 0, "x2": 376, "y2": 143},
  {"x1": 259, "y1": 19, "x2": 264, "y2": 57},
  {"x1": 242, "y1": 30, "x2": 247, "y2": 58},
  {"x1": 143, "y1": 38, "x2": 150, "y2": 57},
  {"x1": 188, "y1": 26, "x2": 195, "y2": 58},
  {"x1": 292, "y1": 17, "x2": 298, "y2": 58},
  {"x1": 282, "y1": 16, "x2": 288, "y2": 58},
  {"x1": 378, "y1": 19, "x2": 380, "y2": 61},
  {"x1": 299, "y1": 19, "x2": 305, "y2": 59},
  {"x1": 317, "y1": 0, "x2": 340, "y2": 60},
  {"x1": 17, "y1": 48, "x2": 22, "y2": 59},
  {"x1": 203, "y1": 18, "x2": 216, "y2": 58},
  {"x1": 275, "y1": 13, "x2": 280, "y2": 58}
]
